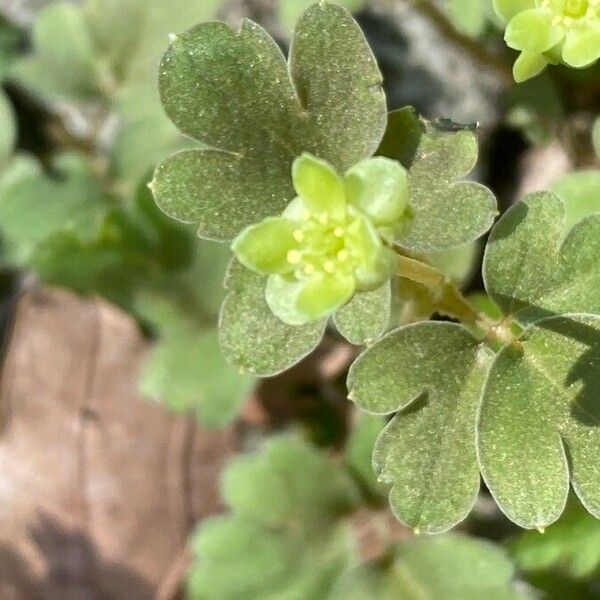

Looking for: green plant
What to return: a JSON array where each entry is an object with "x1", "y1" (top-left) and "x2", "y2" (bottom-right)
[
  {"x1": 152, "y1": 0, "x2": 600, "y2": 537},
  {"x1": 493, "y1": 0, "x2": 600, "y2": 81}
]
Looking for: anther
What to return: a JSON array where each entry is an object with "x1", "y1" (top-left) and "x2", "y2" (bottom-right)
[
  {"x1": 293, "y1": 229, "x2": 304, "y2": 242},
  {"x1": 287, "y1": 249, "x2": 302, "y2": 264},
  {"x1": 324, "y1": 260, "x2": 335, "y2": 273}
]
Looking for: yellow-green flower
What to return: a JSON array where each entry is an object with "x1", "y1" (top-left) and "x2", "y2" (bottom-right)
[
  {"x1": 232, "y1": 153, "x2": 410, "y2": 325},
  {"x1": 494, "y1": 0, "x2": 600, "y2": 81}
]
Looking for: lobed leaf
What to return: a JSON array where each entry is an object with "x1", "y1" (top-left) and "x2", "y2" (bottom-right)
[
  {"x1": 140, "y1": 328, "x2": 254, "y2": 427},
  {"x1": 222, "y1": 436, "x2": 360, "y2": 526},
  {"x1": 333, "y1": 282, "x2": 391, "y2": 345},
  {"x1": 484, "y1": 191, "x2": 600, "y2": 324},
  {"x1": 347, "y1": 322, "x2": 492, "y2": 533},
  {"x1": 0, "y1": 154, "x2": 109, "y2": 265},
  {"x1": 188, "y1": 436, "x2": 359, "y2": 599},
  {"x1": 378, "y1": 108, "x2": 497, "y2": 252},
  {"x1": 219, "y1": 261, "x2": 327, "y2": 376},
  {"x1": 331, "y1": 534, "x2": 525, "y2": 600},
  {"x1": 153, "y1": 2, "x2": 386, "y2": 240},
  {"x1": 478, "y1": 314, "x2": 600, "y2": 529}
]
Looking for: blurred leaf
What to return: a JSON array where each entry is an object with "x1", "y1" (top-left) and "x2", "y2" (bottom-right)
[
  {"x1": 188, "y1": 436, "x2": 359, "y2": 600},
  {"x1": 140, "y1": 326, "x2": 254, "y2": 427},
  {"x1": 483, "y1": 191, "x2": 600, "y2": 324},
  {"x1": 345, "y1": 414, "x2": 387, "y2": 498},
  {"x1": 348, "y1": 322, "x2": 491, "y2": 533},
  {"x1": 379, "y1": 108, "x2": 497, "y2": 252},
  {"x1": 505, "y1": 75, "x2": 563, "y2": 145},
  {"x1": 219, "y1": 261, "x2": 326, "y2": 376},
  {"x1": 331, "y1": 535, "x2": 525, "y2": 599},
  {"x1": 510, "y1": 496, "x2": 600, "y2": 579},
  {"x1": 593, "y1": 117, "x2": 600, "y2": 159},
  {"x1": 334, "y1": 282, "x2": 391, "y2": 345},
  {"x1": 11, "y1": 1, "x2": 101, "y2": 101},
  {"x1": 0, "y1": 154, "x2": 109, "y2": 265},
  {"x1": 445, "y1": 0, "x2": 494, "y2": 38},
  {"x1": 0, "y1": 18, "x2": 23, "y2": 81},
  {"x1": 153, "y1": 3, "x2": 386, "y2": 240},
  {"x1": 551, "y1": 170, "x2": 600, "y2": 230},
  {"x1": 0, "y1": 89, "x2": 16, "y2": 165},
  {"x1": 222, "y1": 436, "x2": 360, "y2": 526},
  {"x1": 478, "y1": 314, "x2": 600, "y2": 529}
]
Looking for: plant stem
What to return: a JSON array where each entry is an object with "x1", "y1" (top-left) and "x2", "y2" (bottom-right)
[{"x1": 395, "y1": 254, "x2": 517, "y2": 346}]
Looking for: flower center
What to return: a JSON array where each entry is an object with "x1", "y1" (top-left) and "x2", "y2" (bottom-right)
[
  {"x1": 285, "y1": 209, "x2": 360, "y2": 278},
  {"x1": 542, "y1": 0, "x2": 599, "y2": 23}
]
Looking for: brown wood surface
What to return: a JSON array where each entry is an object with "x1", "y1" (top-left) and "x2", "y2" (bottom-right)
[{"x1": 0, "y1": 287, "x2": 235, "y2": 600}]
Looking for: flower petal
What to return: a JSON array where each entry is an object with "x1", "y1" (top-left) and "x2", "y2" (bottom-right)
[
  {"x1": 345, "y1": 157, "x2": 409, "y2": 226},
  {"x1": 266, "y1": 272, "x2": 353, "y2": 324},
  {"x1": 354, "y1": 246, "x2": 397, "y2": 291},
  {"x1": 297, "y1": 274, "x2": 355, "y2": 320},
  {"x1": 562, "y1": 27, "x2": 600, "y2": 68},
  {"x1": 505, "y1": 9, "x2": 563, "y2": 53},
  {"x1": 513, "y1": 51, "x2": 549, "y2": 82},
  {"x1": 492, "y1": 0, "x2": 535, "y2": 23},
  {"x1": 232, "y1": 217, "x2": 298, "y2": 275},
  {"x1": 265, "y1": 274, "x2": 311, "y2": 325},
  {"x1": 347, "y1": 213, "x2": 382, "y2": 266},
  {"x1": 292, "y1": 153, "x2": 345, "y2": 217}
]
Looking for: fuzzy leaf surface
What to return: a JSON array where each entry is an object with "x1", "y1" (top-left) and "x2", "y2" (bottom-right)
[
  {"x1": 484, "y1": 192, "x2": 600, "y2": 324},
  {"x1": 378, "y1": 107, "x2": 497, "y2": 252},
  {"x1": 219, "y1": 261, "x2": 326, "y2": 376},
  {"x1": 478, "y1": 314, "x2": 600, "y2": 529},
  {"x1": 348, "y1": 322, "x2": 491, "y2": 533},
  {"x1": 153, "y1": 2, "x2": 386, "y2": 240},
  {"x1": 333, "y1": 282, "x2": 391, "y2": 345}
]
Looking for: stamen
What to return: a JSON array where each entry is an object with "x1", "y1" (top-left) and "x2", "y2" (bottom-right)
[
  {"x1": 324, "y1": 260, "x2": 335, "y2": 274},
  {"x1": 337, "y1": 250, "x2": 349, "y2": 262},
  {"x1": 287, "y1": 249, "x2": 302, "y2": 265},
  {"x1": 293, "y1": 229, "x2": 304, "y2": 242},
  {"x1": 334, "y1": 227, "x2": 345, "y2": 237},
  {"x1": 318, "y1": 214, "x2": 329, "y2": 225},
  {"x1": 304, "y1": 264, "x2": 315, "y2": 275}
]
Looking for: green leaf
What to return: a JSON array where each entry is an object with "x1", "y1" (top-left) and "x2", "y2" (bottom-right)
[
  {"x1": 140, "y1": 327, "x2": 255, "y2": 427},
  {"x1": 510, "y1": 495, "x2": 600, "y2": 579},
  {"x1": 331, "y1": 534, "x2": 525, "y2": 600},
  {"x1": 446, "y1": 0, "x2": 493, "y2": 38},
  {"x1": 347, "y1": 322, "x2": 492, "y2": 533},
  {"x1": 11, "y1": 1, "x2": 100, "y2": 101},
  {"x1": 0, "y1": 154, "x2": 109, "y2": 265},
  {"x1": 483, "y1": 192, "x2": 600, "y2": 324},
  {"x1": 279, "y1": 0, "x2": 365, "y2": 32},
  {"x1": 222, "y1": 436, "x2": 360, "y2": 526},
  {"x1": 188, "y1": 436, "x2": 359, "y2": 600},
  {"x1": 219, "y1": 261, "x2": 327, "y2": 376},
  {"x1": 153, "y1": 2, "x2": 386, "y2": 240},
  {"x1": 0, "y1": 89, "x2": 16, "y2": 165},
  {"x1": 344, "y1": 413, "x2": 387, "y2": 498},
  {"x1": 478, "y1": 314, "x2": 600, "y2": 529},
  {"x1": 333, "y1": 282, "x2": 391, "y2": 345},
  {"x1": 593, "y1": 117, "x2": 600, "y2": 160},
  {"x1": 551, "y1": 170, "x2": 600, "y2": 231},
  {"x1": 189, "y1": 516, "x2": 352, "y2": 600},
  {"x1": 379, "y1": 109, "x2": 497, "y2": 252}
]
